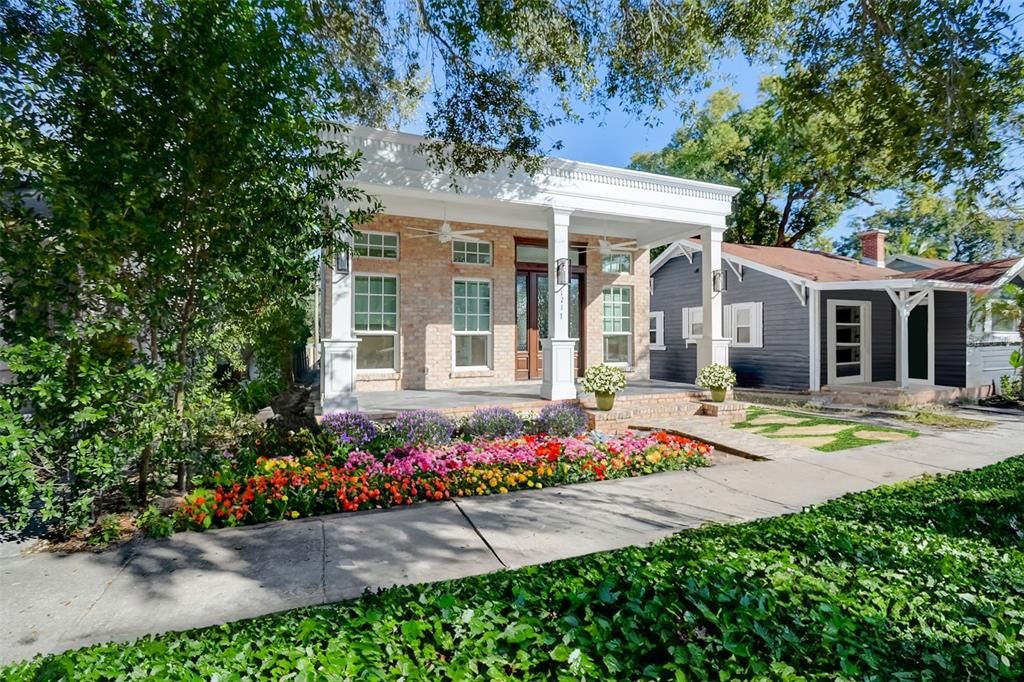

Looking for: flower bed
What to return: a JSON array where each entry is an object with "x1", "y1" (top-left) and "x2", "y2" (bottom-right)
[{"x1": 177, "y1": 431, "x2": 710, "y2": 530}]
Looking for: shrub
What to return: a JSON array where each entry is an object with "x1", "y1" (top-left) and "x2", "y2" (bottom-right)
[
  {"x1": 696, "y1": 362, "x2": 736, "y2": 390},
  {"x1": 390, "y1": 410, "x2": 455, "y2": 446},
  {"x1": 463, "y1": 407, "x2": 524, "y2": 439},
  {"x1": 137, "y1": 505, "x2": 175, "y2": 539},
  {"x1": 534, "y1": 401, "x2": 587, "y2": 437},
  {"x1": 580, "y1": 364, "x2": 627, "y2": 394},
  {"x1": 321, "y1": 411, "x2": 379, "y2": 449}
]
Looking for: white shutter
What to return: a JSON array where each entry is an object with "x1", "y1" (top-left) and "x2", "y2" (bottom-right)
[
  {"x1": 723, "y1": 304, "x2": 734, "y2": 344},
  {"x1": 681, "y1": 307, "x2": 691, "y2": 340},
  {"x1": 752, "y1": 301, "x2": 764, "y2": 348}
]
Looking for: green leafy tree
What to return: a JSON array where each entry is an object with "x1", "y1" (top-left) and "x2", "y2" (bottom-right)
[
  {"x1": 835, "y1": 192, "x2": 1024, "y2": 262},
  {"x1": 631, "y1": 83, "x2": 896, "y2": 246},
  {"x1": 1, "y1": 0, "x2": 376, "y2": 531}
]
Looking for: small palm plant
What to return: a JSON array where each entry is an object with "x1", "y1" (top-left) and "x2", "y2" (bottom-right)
[{"x1": 988, "y1": 283, "x2": 1023, "y2": 400}]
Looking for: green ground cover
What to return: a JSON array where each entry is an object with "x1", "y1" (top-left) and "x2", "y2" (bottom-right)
[
  {"x1": 5, "y1": 456, "x2": 1023, "y2": 680},
  {"x1": 734, "y1": 406, "x2": 919, "y2": 451}
]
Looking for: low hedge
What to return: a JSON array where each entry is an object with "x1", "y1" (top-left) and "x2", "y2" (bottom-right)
[{"x1": 5, "y1": 456, "x2": 1023, "y2": 681}]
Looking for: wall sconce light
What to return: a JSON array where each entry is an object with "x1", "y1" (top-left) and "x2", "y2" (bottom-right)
[
  {"x1": 712, "y1": 268, "x2": 728, "y2": 292},
  {"x1": 556, "y1": 257, "x2": 570, "y2": 285},
  {"x1": 335, "y1": 249, "x2": 350, "y2": 275}
]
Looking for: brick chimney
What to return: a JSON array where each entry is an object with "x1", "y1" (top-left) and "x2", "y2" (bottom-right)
[{"x1": 858, "y1": 229, "x2": 888, "y2": 267}]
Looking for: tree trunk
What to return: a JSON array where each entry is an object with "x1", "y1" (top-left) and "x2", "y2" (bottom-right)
[{"x1": 138, "y1": 445, "x2": 151, "y2": 505}]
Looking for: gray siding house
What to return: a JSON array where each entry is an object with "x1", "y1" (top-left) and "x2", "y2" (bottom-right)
[{"x1": 650, "y1": 234, "x2": 1023, "y2": 394}]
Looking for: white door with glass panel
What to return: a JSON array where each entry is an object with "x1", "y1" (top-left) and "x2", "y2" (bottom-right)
[{"x1": 827, "y1": 300, "x2": 872, "y2": 384}]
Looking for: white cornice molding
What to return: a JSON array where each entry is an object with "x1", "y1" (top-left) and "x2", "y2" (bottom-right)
[{"x1": 326, "y1": 124, "x2": 740, "y2": 208}]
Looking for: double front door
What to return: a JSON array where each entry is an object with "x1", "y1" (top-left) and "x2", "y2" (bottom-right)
[{"x1": 515, "y1": 270, "x2": 583, "y2": 380}]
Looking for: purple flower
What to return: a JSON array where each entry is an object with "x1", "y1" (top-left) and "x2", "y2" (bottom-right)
[
  {"x1": 463, "y1": 407, "x2": 525, "y2": 439},
  {"x1": 321, "y1": 411, "x2": 379, "y2": 449},
  {"x1": 534, "y1": 402, "x2": 587, "y2": 437},
  {"x1": 390, "y1": 409, "x2": 455, "y2": 447}
]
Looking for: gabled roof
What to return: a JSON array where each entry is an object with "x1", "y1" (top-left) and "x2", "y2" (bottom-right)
[
  {"x1": 886, "y1": 254, "x2": 952, "y2": 269},
  {"x1": 716, "y1": 242, "x2": 905, "y2": 282},
  {"x1": 651, "y1": 239, "x2": 904, "y2": 282},
  {"x1": 651, "y1": 238, "x2": 1018, "y2": 291},
  {"x1": 895, "y1": 256, "x2": 1024, "y2": 287}
]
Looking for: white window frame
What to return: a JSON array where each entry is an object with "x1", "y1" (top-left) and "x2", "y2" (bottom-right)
[
  {"x1": 982, "y1": 300, "x2": 1020, "y2": 340},
  {"x1": 353, "y1": 273, "x2": 400, "y2": 373},
  {"x1": 649, "y1": 311, "x2": 665, "y2": 350},
  {"x1": 601, "y1": 252, "x2": 632, "y2": 274},
  {"x1": 681, "y1": 306, "x2": 703, "y2": 344},
  {"x1": 826, "y1": 299, "x2": 872, "y2": 385},
  {"x1": 602, "y1": 285, "x2": 633, "y2": 365},
  {"x1": 452, "y1": 239, "x2": 492, "y2": 266},
  {"x1": 725, "y1": 301, "x2": 764, "y2": 348},
  {"x1": 452, "y1": 278, "x2": 493, "y2": 370},
  {"x1": 353, "y1": 231, "x2": 399, "y2": 260}
]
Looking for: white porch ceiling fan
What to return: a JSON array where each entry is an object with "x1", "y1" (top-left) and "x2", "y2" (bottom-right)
[
  {"x1": 586, "y1": 238, "x2": 640, "y2": 255},
  {"x1": 408, "y1": 221, "x2": 485, "y2": 243}
]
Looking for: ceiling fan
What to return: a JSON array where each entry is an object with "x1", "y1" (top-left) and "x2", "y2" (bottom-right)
[
  {"x1": 586, "y1": 238, "x2": 640, "y2": 255},
  {"x1": 408, "y1": 222, "x2": 486, "y2": 243}
]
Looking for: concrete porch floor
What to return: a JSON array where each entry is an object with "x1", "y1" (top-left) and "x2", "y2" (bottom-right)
[{"x1": 350, "y1": 379, "x2": 702, "y2": 416}]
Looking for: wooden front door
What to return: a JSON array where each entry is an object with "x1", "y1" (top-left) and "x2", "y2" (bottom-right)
[{"x1": 515, "y1": 270, "x2": 583, "y2": 380}]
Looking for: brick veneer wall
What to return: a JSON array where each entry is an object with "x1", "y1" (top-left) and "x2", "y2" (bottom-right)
[{"x1": 340, "y1": 214, "x2": 651, "y2": 391}]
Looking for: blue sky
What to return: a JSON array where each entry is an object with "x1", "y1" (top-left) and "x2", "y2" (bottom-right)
[{"x1": 404, "y1": 54, "x2": 893, "y2": 242}]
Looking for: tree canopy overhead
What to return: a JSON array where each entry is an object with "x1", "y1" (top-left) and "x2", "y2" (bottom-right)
[
  {"x1": 630, "y1": 82, "x2": 898, "y2": 247},
  {"x1": 311, "y1": 0, "x2": 1023, "y2": 189}
]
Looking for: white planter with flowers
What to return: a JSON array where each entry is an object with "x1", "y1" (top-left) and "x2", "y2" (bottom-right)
[
  {"x1": 696, "y1": 363, "x2": 736, "y2": 402},
  {"x1": 580, "y1": 364, "x2": 628, "y2": 410}
]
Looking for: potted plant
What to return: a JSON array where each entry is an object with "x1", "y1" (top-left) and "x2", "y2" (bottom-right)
[
  {"x1": 580, "y1": 364, "x2": 628, "y2": 410},
  {"x1": 697, "y1": 363, "x2": 736, "y2": 402}
]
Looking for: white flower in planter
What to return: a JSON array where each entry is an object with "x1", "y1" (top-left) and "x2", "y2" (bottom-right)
[
  {"x1": 580, "y1": 364, "x2": 628, "y2": 395},
  {"x1": 696, "y1": 363, "x2": 736, "y2": 390}
]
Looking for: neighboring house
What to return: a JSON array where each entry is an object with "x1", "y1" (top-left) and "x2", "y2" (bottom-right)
[
  {"x1": 885, "y1": 255, "x2": 1024, "y2": 390},
  {"x1": 650, "y1": 230, "x2": 1024, "y2": 393},
  {"x1": 885, "y1": 254, "x2": 954, "y2": 273},
  {"x1": 319, "y1": 126, "x2": 739, "y2": 411}
]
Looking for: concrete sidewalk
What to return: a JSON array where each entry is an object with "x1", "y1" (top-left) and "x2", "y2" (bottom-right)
[{"x1": 2, "y1": 411, "x2": 1022, "y2": 664}]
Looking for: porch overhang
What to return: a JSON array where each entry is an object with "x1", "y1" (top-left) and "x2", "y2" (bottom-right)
[{"x1": 327, "y1": 125, "x2": 738, "y2": 247}]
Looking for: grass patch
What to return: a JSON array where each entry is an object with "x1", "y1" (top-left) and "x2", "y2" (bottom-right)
[
  {"x1": 734, "y1": 406, "x2": 918, "y2": 451},
  {"x1": 899, "y1": 409, "x2": 994, "y2": 429},
  {"x1": 4, "y1": 457, "x2": 1023, "y2": 680}
]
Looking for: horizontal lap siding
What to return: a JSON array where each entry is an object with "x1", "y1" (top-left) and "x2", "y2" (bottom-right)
[
  {"x1": 650, "y1": 256, "x2": 700, "y2": 383},
  {"x1": 651, "y1": 254, "x2": 811, "y2": 389},
  {"x1": 935, "y1": 290, "x2": 967, "y2": 387},
  {"x1": 820, "y1": 290, "x2": 896, "y2": 386}
]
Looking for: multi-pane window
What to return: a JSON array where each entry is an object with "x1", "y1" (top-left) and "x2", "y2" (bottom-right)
[
  {"x1": 453, "y1": 279, "x2": 492, "y2": 368},
  {"x1": 649, "y1": 311, "x2": 664, "y2": 349},
  {"x1": 354, "y1": 275, "x2": 398, "y2": 370},
  {"x1": 353, "y1": 231, "x2": 399, "y2": 259},
  {"x1": 452, "y1": 239, "x2": 492, "y2": 265},
  {"x1": 601, "y1": 252, "x2": 631, "y2": 274},
  {"x1": 725, "y1": 302, "x2": 763, "y2": 348},
  {"x1": 682, "y1": 307, "x2": 704, "y2": 339},
  {"x1": 602, "y1": 286, "x2": 632, "y2": 364}
]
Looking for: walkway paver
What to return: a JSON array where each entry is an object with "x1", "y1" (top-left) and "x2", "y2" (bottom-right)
[{"x1": 2, "y1": 410, "x2": 1021, "y2": 664}]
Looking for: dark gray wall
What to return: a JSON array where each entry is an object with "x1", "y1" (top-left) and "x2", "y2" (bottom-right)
[
  {"x1": 650, "y1": 253, "x2": 811, "y2": 389},
  {"x1": 935, "y1": 290, "x2": 968, "y2": 387},
  {"x1": 819, "y1": 290, "x2": 896, "y2": 386}
]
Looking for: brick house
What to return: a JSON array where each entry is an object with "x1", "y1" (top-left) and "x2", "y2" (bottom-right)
[{"x1": 319, "y1": 127, "x2": 738, "y2": 411}]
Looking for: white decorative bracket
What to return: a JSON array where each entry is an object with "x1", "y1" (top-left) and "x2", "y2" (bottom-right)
[
  {"x1": 726, "y1": 259, "x2": 744, "y2": 283},
  {"x1": 678, "y1": 243, "x2": 695, "y2": 264},
  {"x1": 787, "y1": 280, "x2": 807, "y2": 306}
]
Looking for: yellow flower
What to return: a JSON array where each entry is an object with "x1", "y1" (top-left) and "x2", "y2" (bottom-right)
[
  {"x1": 499, "y1": 487, "x2": 508, "y2": 494},
  {"x1": 290, "y1": 511, "x2": 300, "y2": 519},
  {"x1": 281, "y1": 495, "x2": 289, "y2": 502}
]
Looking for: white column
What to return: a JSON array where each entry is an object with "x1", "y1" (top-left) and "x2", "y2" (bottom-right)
[
  {"x1": 541, "y1": 207, "x2": 577, "y2": 400},
  {"x1": 896, "y1": 291, "x2": 910, "y2": 389},
  {"x1": 321, "y1": 237, "x2": 360, "y2": 412},
  {"x1": 696, "y1": 224, "x2": 730, "y2": 379}
]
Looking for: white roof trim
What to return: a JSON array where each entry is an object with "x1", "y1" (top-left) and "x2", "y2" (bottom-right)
[
  {"x1": 652, "y1": 238, "x2": 991, "y2": 292},
  {"x1": 993, "y1": 256, "x2": 1024, "y2": 288},
  {"x1": 885, "y1": 254, "x2": 949, "y2": 269}
]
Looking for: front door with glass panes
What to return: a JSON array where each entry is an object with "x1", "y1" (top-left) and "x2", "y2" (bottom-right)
[
  {"x1": 515, "y1": 271, "x2": 583, "y2": 380},
  {"x1": 827, "y1": 300, "x2": 871, "y2": 384}
]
